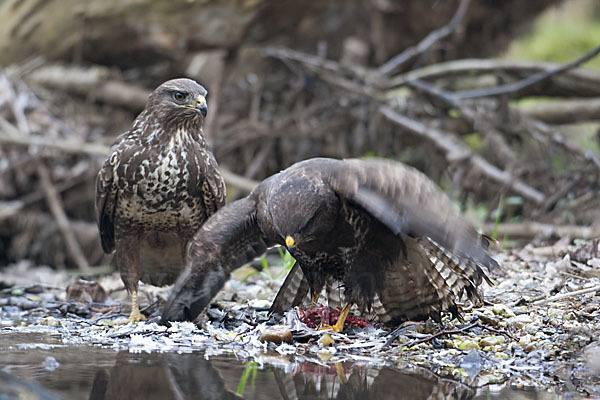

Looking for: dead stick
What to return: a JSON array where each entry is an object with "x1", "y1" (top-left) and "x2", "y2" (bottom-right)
[
  {"x1": 522, "y1": 97, "x2": 600, "y2": 124},
  {"x1": 533, "y1": 284, "x2": 600, "y2": 306},
  {"x1": 483, "y1": 222, "x2": 600, "y2": 239},
  {"x1": 0, "y1": 134, "x2": 260, "y2": 193},
  {"x1": 403, "y1": 322, "x2": 480, "y2": 347},
  {"x1": 455, "y1": 45, "x2": 600, "y2": 99},
  {"x1": 378, "y1": 0, "x2": 471, "y2": 76},
  {"x1": 37, "y1": 164, "x2": 91, "y2": 272},
  {"x1": 387, "y1": 58, "x2": 600, "y2": 92},
  {"x1": 399, "y1": 321, "x2": 514, "y2": 348}
]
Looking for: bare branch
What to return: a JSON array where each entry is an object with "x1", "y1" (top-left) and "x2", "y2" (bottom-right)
[
  {"x1": 37, "y1": 164, "x2": 91, "y2": 272},
  {"x1": 28, "y1": 64, "x2": 150, "y2": 110},
  {"x1": 533, "y1": 284, "x2": 600, "y2": 306},
  {"x1": 0, "y1": 133, "x2": 260, "y2": 193},
  {"x1": 378, "y1": 0, "x2": 472, "y2": 76},
  {"x1": 455, "y1": 45, "x2": 600, "y2": 99},
  {"x1": 522, "y1": 97, "x2": 600, "y2": 124},
  {"x1": 380, "y1": 106, "x2": 546, "y2": 204},
  {"x1": 483, "y1": 222, "x2": 600, "y2": 240},
  {"x1": 386, "y1": 59, "x2": 600, "y2": 95}
]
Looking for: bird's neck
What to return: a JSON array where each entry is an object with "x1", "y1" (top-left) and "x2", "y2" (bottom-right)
[{"x1": 142, "y1": 112, "x2": 207, "y2": 148}]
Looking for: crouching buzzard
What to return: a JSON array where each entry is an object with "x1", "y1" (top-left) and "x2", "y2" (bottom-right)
[
  {"x1": 161, "y1": 158, "x2": 495, "y2": 330},
  {"x1": 95, "y1": 78, "x2": 226, "y2": 323}
]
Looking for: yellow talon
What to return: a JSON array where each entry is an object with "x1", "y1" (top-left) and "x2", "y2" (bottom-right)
[
  {"x1": 318, "y1": 303, "x2": 352, "y2": 333},
  {"x1": 116, "y1": 291, "x2": 147, "y2": 324},
  {"x1": 311, "y1": 291, "x2": 320, "y2": 304}
]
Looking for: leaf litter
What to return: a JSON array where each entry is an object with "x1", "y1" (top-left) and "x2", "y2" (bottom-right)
[{"x1": 0, "y1": 240, "x2": 599, "y2": 397}]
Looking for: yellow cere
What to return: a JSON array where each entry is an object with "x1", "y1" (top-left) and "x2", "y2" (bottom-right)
[{"x1": 285, "y1": 236, "x2": 295, "y2": 247}]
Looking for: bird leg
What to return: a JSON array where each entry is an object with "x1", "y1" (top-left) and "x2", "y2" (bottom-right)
[
  {"x1": 117, "y1": 290, "x2": 147, "y2": 324},
  {"x1": 319, "y1": 303, "x2": 352, "y2": 333},
  {"x1": 311, "y1": 291, "x2": 320, "y2": 304},
  {"x1": 114, "y1": 233, "x2": 146, "y2": 324}
]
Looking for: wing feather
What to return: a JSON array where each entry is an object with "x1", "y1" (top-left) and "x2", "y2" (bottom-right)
[
  {"x1": 269, "y1": 264, "x2": 310, "y2": 315},
  {"x1": 162, "y1": 194, "x2": 274, "y2": 322},
  {"x1": 95, "y1": 156, "x2": 117, "y2": 253},
  {"x1": 330, "y1": 158, "x2": 497, "y2": 271}
]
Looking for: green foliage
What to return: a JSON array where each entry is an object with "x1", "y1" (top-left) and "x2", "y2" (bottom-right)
[
  {"x1": 505, "y1": 2, "x2": 600, "y2": 70},
  {"x1": 462, "y1": 132, "x2": 484, "y2": 151},
  {"x1": 236, "y1": 361, "x2": 258, "y2": 395},
  {"x1": 491, "y1": 195, "x2": 504, "y2": 241},
  {"x1": 241, "y1": 248, "x2": 296, "y2": 283}
]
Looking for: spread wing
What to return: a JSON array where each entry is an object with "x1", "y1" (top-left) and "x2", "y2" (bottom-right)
[
  {"x1": 329, "y1": 158, "x2": 497, "y2": 272},
  {"x1": 161, "y1": 194, "x2": 275, "y2": 322},
  {"x1": 270, "y1": 158, "x2": 495, "y2": 323}
]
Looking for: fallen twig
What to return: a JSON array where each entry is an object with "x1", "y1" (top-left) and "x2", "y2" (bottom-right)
[
  {"x1": 386, "y1": 318, "x2": 516, "y2": 348},
  {"x1": 386, "y1": 59, "x2": 600, "y2": 95},
  {"x1": 28, "y1": 64, "x2": 150, "y2": 110},
  {"x1": 0, "y1": 133, "x2": 260, "y2": 193},
  {"x1": 37, "y1": 164, "x2": 91, "y2": 273},
  {"x1": 378, "y1": 0, "x2": 471, "y2": 76},
  {"x1": 533, "y1": 284, "x2": 600, "y2": 306},
  {"x1": 264, "y1": 46, "x2": 367, "y2": 80},
  {"x1": 483, "y1": 222, "x2": 600, "y2": 240},
  {"x1": 455, "y1": 45, "x2": 600, "y2": 99},
  {"x1": 522, "y1": 97, "x2": 600, "y2": 124}
]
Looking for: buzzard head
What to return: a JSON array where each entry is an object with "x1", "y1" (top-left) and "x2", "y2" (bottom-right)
[
  {"x1": 267, "y1": 173, "x2": 340, "y2": 257},
  {"x1": 146, "y1": 78, "x2": 208, "y2": 130}
]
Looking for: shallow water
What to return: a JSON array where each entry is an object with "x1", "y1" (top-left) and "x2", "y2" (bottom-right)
[{"x1": 0, "y1": 331, "x2": 565, "y2": 400}]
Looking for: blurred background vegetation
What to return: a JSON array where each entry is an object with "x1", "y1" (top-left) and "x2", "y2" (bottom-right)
[{"x1": 0, "y1": 0, "x2": 599, "y2": 271}]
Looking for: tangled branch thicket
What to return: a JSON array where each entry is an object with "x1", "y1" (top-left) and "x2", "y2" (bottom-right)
[{"x1": 1, "y1": 0, "x2": 599, "y2": 270}]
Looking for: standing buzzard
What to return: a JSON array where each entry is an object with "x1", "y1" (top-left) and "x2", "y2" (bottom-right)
[
  {"x1": 95, "y1": 78, "x2": 226, "y2": 323},
  {"x1": 161, "y1": 158, "x2": 495, "y2": 330}
]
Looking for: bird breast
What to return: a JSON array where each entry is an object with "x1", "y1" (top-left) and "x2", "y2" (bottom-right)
[{"x1": 115, "y1": 129, "x2": 205, "y2": 229}]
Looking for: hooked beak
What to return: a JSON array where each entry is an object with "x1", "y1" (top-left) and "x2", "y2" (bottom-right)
[{"x1": 196, "y1": 95, "x2": 208, "y2": 117}]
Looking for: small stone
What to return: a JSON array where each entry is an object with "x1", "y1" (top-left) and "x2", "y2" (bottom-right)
[
  {"x1": 479, "y1": 336, "x2": 505, "y2": 347},
  {"x1": 584, "y1": 343, "x2": 600, "y2": 373},
  {"x1": 519, "y1": 334, "x2": 531, "y2": 347},
  {"x1": 477, "y1": 313, "x2": 500, "y2": 327},
  {"x1": 492, "y1": 304, "x2": 516, "y2": 318},
  {"x1": 494, "y1": 352, "x2": 510, "y2": 360},
  {"x1": 395, "y1": 335, "x2": 410, "y2": 344},
  {"x1": 319, "y1": 333, "x2": 335, "y2": 347},
  {"x1": 42, "y1": 356, "x2": 59, "y2": 371},
  {"x1": 248, "y1": 299, "x2": 271, "y2": 309},
  {"x1": 457, "y1": 339, "x2": 480, "y2": 351},
  {"x1": 259, "y1": 325, "x2": 293, "y2": 345},
  {"x1": 39, "y1": 317, "x2": 62, "y2": 326},
  {"x1": 524, "y1": 343, "x2": 536, "y2": 352},
  {"x1": 509, "y1": 313, "x2": 533, "y2": 329},
  {"x1": 460, "y1": 350, "x2": 484, "y2": 377},
  {"x1": 66, "y1": 279, "x2": 107, "y2": 303}
]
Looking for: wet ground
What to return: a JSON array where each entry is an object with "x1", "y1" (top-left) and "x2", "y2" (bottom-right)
[
  {"x1": 1, "y1": 240, "x2": 599, "y2": 399},
  {"x1": 0, "y1": 329, "x2": 565, "y2": 399}
]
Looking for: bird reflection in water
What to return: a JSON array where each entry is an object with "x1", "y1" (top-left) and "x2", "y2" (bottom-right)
[{"x1": 88, "y1": 351, "x2": 473, "y2": 400}]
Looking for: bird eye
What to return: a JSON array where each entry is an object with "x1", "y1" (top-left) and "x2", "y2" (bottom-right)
[{"x1": 173, "y1": 91, "x2": 186, "y2": 102}]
